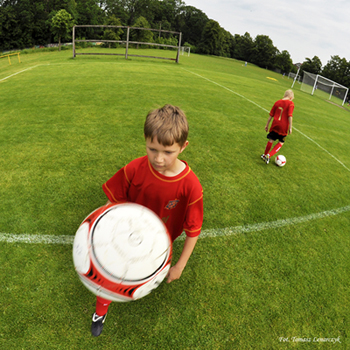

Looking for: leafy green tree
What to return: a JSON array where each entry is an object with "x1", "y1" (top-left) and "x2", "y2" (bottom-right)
[
  {"x1": 104, "y1": 0, "x2": 130, "y2": 25},
  {"x1": 301, "y1": 56, "x2": 322, "y2": 75},
  {"x1": 51, "y1": 9, "x2": 74, "y2": 50},
  {"x1": 74, "y1": 0, "x2": 105, "y2": 39},
  {"x1": 103, "y1": 14, "x2": 123, "y2": 48},
  {"x1": 176, "y1": 5, "x2": 208, "y2": 47},
  {"x1": 322, "y1": 55, "x2": 350, "y2": 87},
  {"x1": 0, "y1": 4, "x2": 20, "y2": 51},
  {"x1": 232, "y1": 32, "x2": 254, "y2": 62},
  {"x1": 198, "y1": 19, "x2": 225, "y2": 56},
  {"x1": 131, "y1": 16, "x2": 153, "y2": 48},
  {"x1": 0, "y1": 0, "x2": 35, "y2": 49},
  {"x1": 221, "y1": 29, "x2": 233, "y2": 58},
  {"x1": 275, "y1": 50, "x2": 293, "y2": 73},
  {"x1": 250, "y1": 34, "x2": 278, "y2": 69}
]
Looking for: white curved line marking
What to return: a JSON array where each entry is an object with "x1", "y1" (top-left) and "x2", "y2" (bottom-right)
[{"x1": 1, "y1": 204, "x2": 350, "y2": 244}]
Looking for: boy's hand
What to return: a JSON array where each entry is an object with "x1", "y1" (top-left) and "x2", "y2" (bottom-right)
[{"x1": 166, "y1": 265, "x2": 183, "y2": 283}]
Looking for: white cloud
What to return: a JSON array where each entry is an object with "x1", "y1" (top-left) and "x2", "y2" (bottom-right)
[{"x1": 184, "y1": 0, "x2": 350, "y2": 66}]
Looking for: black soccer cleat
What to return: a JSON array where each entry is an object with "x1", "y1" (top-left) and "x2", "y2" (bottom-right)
[
  {"x1": 265, "y1": 154, "x2": 270, "y2": 164},
  {"x1": 261, "y1": 154, "x2": 266, "y2": 161},
  {"x1": 91, "y1": 312, "x2": 107, "y2": 337}
]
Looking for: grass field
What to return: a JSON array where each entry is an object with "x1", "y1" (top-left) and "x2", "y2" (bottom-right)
[{"x1": 1, "y1": 47, "x2": 349, "y2": 349}]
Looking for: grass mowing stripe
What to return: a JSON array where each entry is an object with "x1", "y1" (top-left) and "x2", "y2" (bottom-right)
[
  {"x1": 2, "y1": 204, "x2": 350, "y2": 244},
  {"x1": 182, "y1": 67, "x2": 350, "y2": 173}
]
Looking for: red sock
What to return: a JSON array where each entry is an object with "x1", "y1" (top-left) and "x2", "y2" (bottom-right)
[
  {"x1": 264, "y1": 141, "x2": 273, "y2": 155},
  {"x1": 95, "y1": 296, "x2": 112, "y2": 316},
  {"x1": 269, "y1": 142, "x2": 283, "y2": 157}
]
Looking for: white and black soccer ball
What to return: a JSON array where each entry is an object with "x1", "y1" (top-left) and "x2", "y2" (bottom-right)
[
  {"x1": 275, "y1": 155, "x2": 286, "y2": 167},
  {"x1": 73, "y1": 202, "x2": 172, "y2": 302}
]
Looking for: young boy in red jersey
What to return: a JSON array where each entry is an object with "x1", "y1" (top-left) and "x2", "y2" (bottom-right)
[
  {"x1": 261, "y1": 89, "x2": 294, "y2": 164},
  {"x1": 91, "y1": 104, "x2": 203, "y2": 337}
]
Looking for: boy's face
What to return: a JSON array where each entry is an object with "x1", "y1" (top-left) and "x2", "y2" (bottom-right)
[{"x1": 145, "y1": 137, "x2": 188, "y2": 176}]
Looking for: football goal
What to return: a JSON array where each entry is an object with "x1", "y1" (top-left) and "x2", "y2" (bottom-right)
[
  {"x1": 181, "y1": 46, "x2": 190, "y2": 56},
  {"x1": 72, "y1": 25, "x2": 182, "y2": 63},
  {"x1": 300, "y1": 71, "x2": 349, "y2": 106},
  {"x1": 288, "y1": 72, "x2": 301, "y2": 83}
]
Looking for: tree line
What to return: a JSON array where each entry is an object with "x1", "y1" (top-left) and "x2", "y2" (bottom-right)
[{"x1": 1, "y1": 0, "x2": 349, "y2": 90}]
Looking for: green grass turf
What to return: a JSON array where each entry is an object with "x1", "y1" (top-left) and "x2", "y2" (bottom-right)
[{"x1": 0, "y1": 48, "x2": 349, "y2": 349}]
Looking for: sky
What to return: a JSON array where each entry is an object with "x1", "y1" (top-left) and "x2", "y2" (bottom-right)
[{"x1": 185, "y1": 0, "x2": 350, "y2": 66}]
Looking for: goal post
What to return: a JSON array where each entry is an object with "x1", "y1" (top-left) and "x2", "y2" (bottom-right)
[
  {"x1": 301, "y1": 71, "x2": 349, "y2": 106},
  {"x1": 181, "y1": 46, "x2": 190, "y2": 56}
]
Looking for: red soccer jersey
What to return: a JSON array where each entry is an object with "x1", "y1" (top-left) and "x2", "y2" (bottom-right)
[
  {"x1": 102, "y1": 156, "x2": 203, "y2": 242},
  {"x1": 269, "y1": 99, "x2": 294, "y2": 136}
]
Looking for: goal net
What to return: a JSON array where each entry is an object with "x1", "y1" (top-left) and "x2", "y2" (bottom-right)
[
  {"x1": 301, "y1": 71, "x2": 349, "y2": 106},
  {"x1": 288, "y1": 72, "x2": 301, "y2": 83}
]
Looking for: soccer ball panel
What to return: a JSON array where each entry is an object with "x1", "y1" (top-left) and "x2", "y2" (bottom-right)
[
  {"x1": 73, "y1": 222, "x2": 90, "y2": 274},
  {"x1": 92, "y1": 205, "x2": 170, "y2": 281},
  {"x1": 133, "y1": 264, "x2": 171, "y2": 300},
  {"x1": 73, "y1": 203, "x2": 172, "y2": 302}
]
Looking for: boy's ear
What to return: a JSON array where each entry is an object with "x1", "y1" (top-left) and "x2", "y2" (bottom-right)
[{"x1": 180, "y1": 140, "x2": 189, "y2": 153}]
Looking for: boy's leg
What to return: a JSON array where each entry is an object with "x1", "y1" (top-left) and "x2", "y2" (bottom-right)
[
  {"x1": 91, "y1": 297, "x2": 112, "y2": 337},
  {"x1": 264, "y1": 140, "x2": 274, "y2": 156},
  {"x1": 261, "y1": 140, "x2": 274, "y2": 162},
  {"x1": 269, "y1": 142, "x2": 283, "y2": 157},
  {"x1": 95, "y1": 297, "x2": 111, "y2": 316}
]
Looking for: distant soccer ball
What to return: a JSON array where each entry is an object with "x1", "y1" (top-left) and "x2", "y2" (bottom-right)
[
  {"x1": 275, "y1": 155, "x2": 286, "y2": 167},
  {"x1": 73, "y1": 202, "x2": 172, "y2": 302}
]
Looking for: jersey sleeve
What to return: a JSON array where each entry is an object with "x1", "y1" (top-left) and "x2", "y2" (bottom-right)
[
  {"x1": 269, "y1": 102, "x2": 277, "y2": 117},
  {"x1": 102, "y1": 163, "x2": 134, "y2": 203},
  {"x1": 288, "y1": 102, "x2": 295, "y2": 117},
  {"x1": 183, "y1": 186, "x2": 203, "y2": 238}
]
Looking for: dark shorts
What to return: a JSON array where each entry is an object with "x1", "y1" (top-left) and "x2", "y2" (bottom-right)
[{"x1": 267, "y1": 131, "x2": 286, "y2": 143}]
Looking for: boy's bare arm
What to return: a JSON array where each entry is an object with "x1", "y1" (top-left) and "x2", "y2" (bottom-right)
[
  {"x1": 265, "y1": 116, "x2": 272, "y2": 132},
  {"x1": 288, "y1": 116, "x2": 293, "y2": 134},
  {"x1": 166, "y1": 235, "x2": 198, "y2": 283}
]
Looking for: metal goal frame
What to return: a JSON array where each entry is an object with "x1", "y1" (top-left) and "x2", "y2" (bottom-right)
[{"x1": 72, "y1": 25, "x2": 182, "y2": 63}]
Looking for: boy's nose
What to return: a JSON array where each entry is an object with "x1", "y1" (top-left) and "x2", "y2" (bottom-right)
[{"x1": 155, "y1": 153, "x2": 163, "y2": 162}]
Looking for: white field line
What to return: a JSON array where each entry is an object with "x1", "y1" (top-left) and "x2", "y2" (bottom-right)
[
  {"x1": 194, "y1": 205, "x2": 350, "y2": 240},
  {"x1": 1, "y1": 204, "x2": 350, "y2": 244},
  {"x1": 182, "y1": 68, "x2": 350, "y2": 173},
  {"x1": 0, "y1": 64, "x2": 50, "y2": 82}
]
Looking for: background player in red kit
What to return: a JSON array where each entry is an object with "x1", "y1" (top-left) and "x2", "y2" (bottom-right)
[
  {"x1": 91, "y1": 104, "x2": 203, "y2": 336},
  {"x1": 261, "y1": 89, "x2": 294, "y2": 164}
]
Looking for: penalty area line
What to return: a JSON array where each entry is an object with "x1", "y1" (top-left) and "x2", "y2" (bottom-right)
[
  {"x1": 181, "y1": 68, "x2": 350, "y2": 173},
  {"x1": 1, "y1": 205, "x2": 350, "y2": 244}
]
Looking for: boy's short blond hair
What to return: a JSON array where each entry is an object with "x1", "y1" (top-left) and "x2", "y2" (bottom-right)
[
  {"x1": 144, "y1": 104, "x2": 189, "y2": 147},
  {"x1": 284, "y1": 89, "x2": 294, "y2": 100}
]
